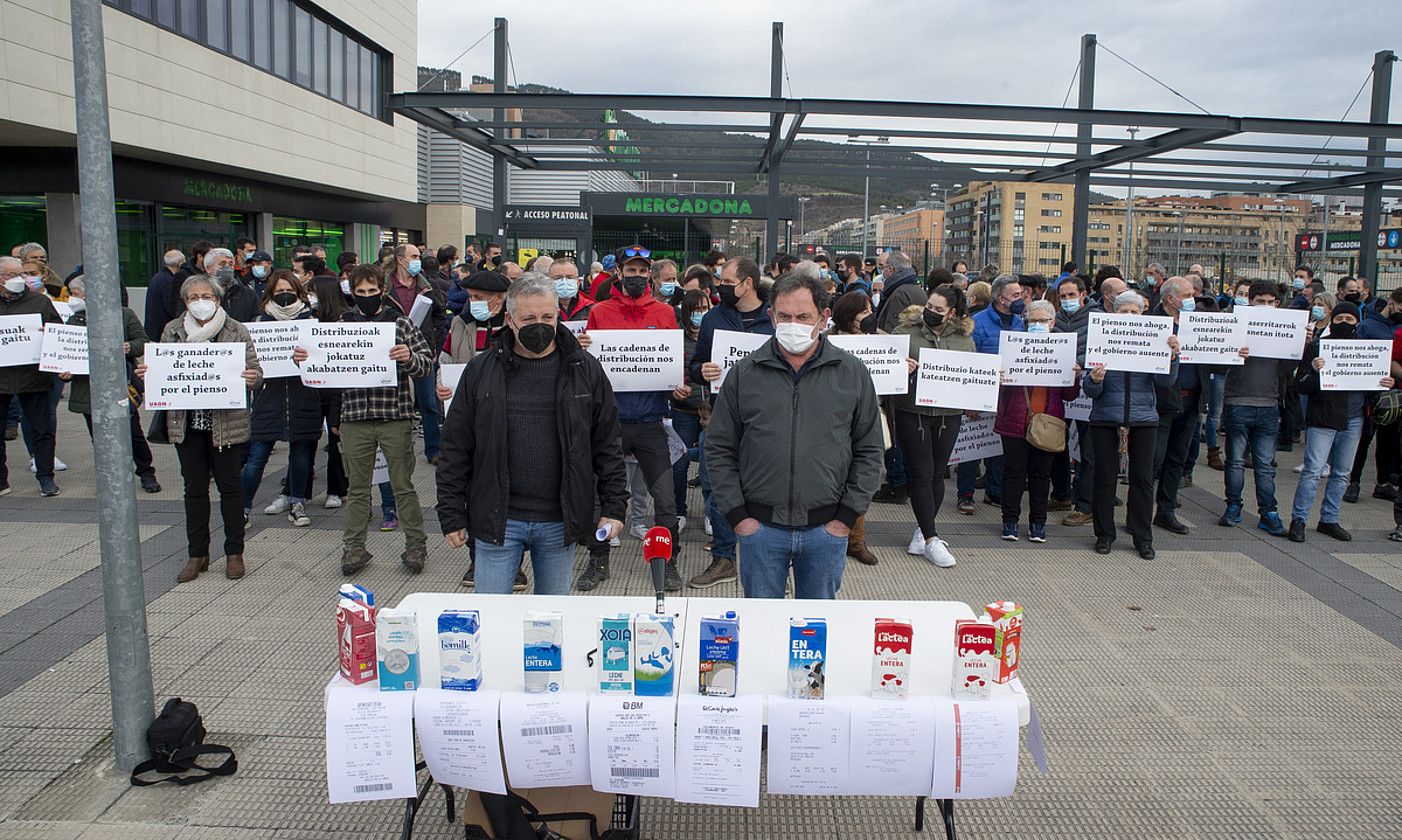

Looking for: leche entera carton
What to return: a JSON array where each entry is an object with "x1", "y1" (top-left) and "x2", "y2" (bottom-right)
[
  {"x1": 523, "y1": 611, "x2": 563, "y2": 693},
  {"x1": 337, "y1": 598, "x2": 377, "y2": 685},
  {"x1": 952, "y1": 618, "x2": 997, "y2": 700},
  {"x1": 375, "y1": 608, "x2": 420, "y2": 692},
  {"x1": 984, "y1": 600, "x2": 1023, "y2": 684},
  {"x1": 871, "y1": 617, "x2": 913, "y2": 699},
  {"x1": 787, "y1": 618, "x2": 827, "y2": 700},
  {"x1": 698, "y1": 611, "x2": 739, "y2": 697},
  {"x1": 438, "y1": 609, "x2": 482, "y2": 691},
  {"x1": 633, "y1": 613, "x2": 675, "y2": 697},
  {"x1": 597, "y1": 614, "x2": 633, "y2": 693}
]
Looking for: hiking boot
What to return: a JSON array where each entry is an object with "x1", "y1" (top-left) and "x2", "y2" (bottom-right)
[
  {"x1": 1343, "y1": 482, "x2": 1361, "y2": 504},
  {"x1": 575, "y1": 555, "x2": 609, "y2": 591},
  {"x1": 1257, "y1": 511, "x2": 1286, "y2": 537},
  {"x1": 1316, "y1": 522, "x2": 1352, "y2": 542},
  {"x1": 1219, "y1": 503, "x2": 1243, "y2": 527},
  {"x1": 341, "y1": 547, "x2": 372, "y2": 575},
  {"x1": 688, "y1": 557, "x2": 737, "y2": 589},
  {"x1": 287, "y1": 503, "x2": 311, "y2": 527},
  {"x1": 224, "y1": 554, "x2": 245, "y2": 580},
  {"x1": 513, "y1": 569, "x2": 528, "y2": 592},
  {"x1": 1207, "y1": 446, "x2": 1225, "y2": 471},
  {"x1": 401, "y1": 544, "x2": 426, "y2": 574},
  {"x1": 140, "y1": 474, "x2": 161, "y2": 493},
  {"x1": 177, "y1": 555, "x2": 209, "y2": 583},
  {"x1": 1287, "y1": 518, "x2": 1306, "y2": 543},
  {"x1": 1046, "y1": 497, "x2": 1073, "y2": 512},
  {"x1": 1061, "y1": 510, "x2": 1093, "y2": 527},
  {"x1": 663, "y1": 559, "x2": 682, "y2": 592},
  {"x1": 846, "y1": 538, "x2": 879, "y2": 566},
  {"x1": 872, "y1": 484, "x2": 908, "y2": 504}
]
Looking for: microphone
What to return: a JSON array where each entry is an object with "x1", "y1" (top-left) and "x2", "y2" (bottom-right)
[{"x1": 641, "y1": 526, "x2": 673, "y2": 613}]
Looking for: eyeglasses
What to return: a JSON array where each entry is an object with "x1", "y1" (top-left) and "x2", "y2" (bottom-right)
[{"x1": 623, "y1": 246, "x2": 651, "y2": 259}]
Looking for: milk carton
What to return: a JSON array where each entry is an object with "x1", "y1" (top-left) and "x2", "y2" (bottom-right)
[
  {"x1": 375, "y1": 608, "x2": 420, "y2": 691},
  {"x1": 632, "y1": 614, "x2": 675, "y2": 697},
  {"x1": 952, "y1": 619, "x2": 997, "y2": 700},
  {"x1": 337, "y1": 598, "x2": 377, "y2": 685},
  {"x1": 698, "y1": 611, "x2": 739, "y2": 697},
  {"x1": 871, "y1": 617, "x2": 913, "y2": 699},
  {"x1": 787, "y1": 618, "x2": 827, "y2": 700},
  {"x1": 337, "y1": 583, "x2": 374, "y2": 607},
  {"x1": 597, "y1": 614, "x2": 633, "y2": 693},
  {"x1": 983, "y1": 601, "x2": 1023, "y2": 684},
  {"x1": 438, "y1": 610, "x2": 482, "y2": 691},
  {"x1": 523, "y1": 612, "x2": 563, "y2": 693}
]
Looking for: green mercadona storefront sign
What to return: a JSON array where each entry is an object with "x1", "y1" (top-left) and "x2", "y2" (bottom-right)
[{"x1": 623, "y1": 196, "x2": 754, "y2": 216}]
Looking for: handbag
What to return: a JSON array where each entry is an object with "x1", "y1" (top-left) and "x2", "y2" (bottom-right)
[
  {"x1": 130, "y1": 698, "x2": 237, "y2": 786},
  {"x1": 145, "y1": 410, "x2": 170, "y2": 445},
  {"x1": 1022, "y1": 387, "x2": 1067, "y2": 453}
]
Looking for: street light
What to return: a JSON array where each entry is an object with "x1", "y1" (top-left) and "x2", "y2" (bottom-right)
[
  {"x1": 1124, "y1": 126, "x2": 1139, "y2": 274},
  {"x1": 798, "y1": 195, "x2": 811, "y2": 239},
  {"x1": 849, "y1": 134, "x2": 889, "y2": 257}
]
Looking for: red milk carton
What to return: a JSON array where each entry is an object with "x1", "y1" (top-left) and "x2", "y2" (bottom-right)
[
  {"x1": 871, "y1": 617, "x2": 913, "y2": 699},
  {"x1": 983, "y1": 600, "x2": 1023, "y2": 684},
  {"x1": 337, "y1": 598, "x2": 377, "y2": 685},
  {"x1": 951, "y1": 619, "x2": 996, "y2": 700}
]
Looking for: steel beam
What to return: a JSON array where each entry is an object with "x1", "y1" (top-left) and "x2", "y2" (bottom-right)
[
  {"x1": 1023, "y1": 127, "x2": 1238, "y2": 182},
  {"x1": 399, "y1": 106, "x2": 540, "y2": 169},
  {"x1": 1275, "y1": 168, "x2": 1402, "y2": 194},
  {"x1": 765, "y1": 22, "x2": 782, "y2": 255},
  {"x1": 1071, "y1": 33, "x2": 1095, "y2": 270},
  {"x1": 491, "y1": 18, "x2": 508, "y2": 237},
  {"x1": 1359, "y1": 50, "x2": 1395, "y2": 283}
]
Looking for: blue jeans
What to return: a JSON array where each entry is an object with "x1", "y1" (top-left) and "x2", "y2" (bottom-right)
[
  {"x1": 737, "y1": 523, "x2": 847, "y2": 599},
  {"x1": 1224, "y1": 404, "x2": 1280, "y2": 514},
  {"x1": 884, "y1": 441, "x2": 908, "y2": 488},
  {"x1": 699, "y1": 430, "x2": 737, "y2": 561},
  {"x1": 241, "y1": 439, "x2": 315, "y2": 510},
  {"x1": 1203, "y1": 374, "x2": 1225, "y2": 443},
  {"x1": 1291, "y1": 418, "x2": 1363, "y2": 525},
  {"x1": 413, "y1": 372, "x2": 441, "y2": 459},
  {"x1": 957, "y1": 455, "x2": 1004, "y2": 501},
  {"x1": 379, "y1": 481, "x2": 396, "y2": 516},
  {"x1": 474, "y1": 519, "x2": 574, "y2": 595},
  {"x1": 670, "y1": 411, "x2": 702, "y2": 518}
]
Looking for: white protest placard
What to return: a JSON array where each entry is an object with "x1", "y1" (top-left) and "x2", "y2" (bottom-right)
[
  {"x1": 243, "y1": 321, "x2": 304, "y2": 378},
  {"x1": 498, "y1": 691, "x2": 591, "y2": 789},
  {"x1": 586, "y1": 328, "x2": 684, "y2": 392},
  {"x1": 563, "y1": 320, "x2": 588, "y2": 337},
  {"x1": 1319, "y1": 340, "x2": 1393, "y2": 391},
  {"x1": 765, "y1": 695, "x2": 851, "y2": 795},
  {"x1": 1240, "y1": 306, "x2": 1309, "y2": 360},
  {"x1": 1085, "y1": 311, "x2": 1174, "y2": 374},
  {"x1": 710, "y1": 329, "x2": 770, "y2": 388},
  {"x1": 38, "y1": 323, "x2": 89, "y2": 375},
  {"x1": 439, "y1": 362, "x2": 467, "y2": 416},
  {"x1": 414, "y1": 688, "x2": 507, "y2": 794},
  {"x1": 828, "y1": 334, "x2": 910, "y2": 395},
  {"x1": 846, "y1": 697, "x2": 938, "y2": 797},
  {"x1": 0, "y1": 314, "x2": 44, "y2": 367},
  {"x1": 930, "y1": 697, "x2": 1019, "y2": 800},
  {"x1": 407, "y1": 293, "x2": 433, "y2": 327},
  {"x1": 324, "y1": 678, "x2": 418, "y2": 803},
  {"x1": 371, "y1": 448, "x2": 389, "y2": 485},
  {"x1": 1178, "y1": 311, "x2": 1245, "y2": 366},
  {"x1": 947, "y1": 416, "x2": 1003, "y2": 465},
  {"x1": 998, "y1": 332, "x2": 1076, "y2": 386},
  {"x1": 674, "y1": 693, "x2": 763, "y2": 808},
  {"x1": 587, "y1": 694, "x2": 676, "y2": 797},
  {"x1": 51, "y1": 300, "x2": 75, "y2": 321},
  {"x1": 914, "y1": 348, "x2": 999, "y2": 412},
  {"x1": 1063, "y1": 392, "x2": 1092, "y2": 423},
  {"x1": 299, "y1": 322, "x2": 396, "y2": 388},
  {"x1": 143, "y1": 342, "x2": 246, "y2": 410}
]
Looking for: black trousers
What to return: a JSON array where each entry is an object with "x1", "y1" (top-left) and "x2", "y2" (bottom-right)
[
  {"x1": 1000, "y1": 435, "x2": 1053, "y2": 526},
  {"x1": 82, "y1": 409, "x2": 156, "y2": 479},
  {"x1": 893, "y1": 411, "x2": 961, "y2": 539},
  {"x1": 590, "y1": 421, "x2": 677, "y2": 555},
  {"x1": 1154, "y1": 390, "x2": 1200, "y2": 515},
  {"x1": 0, "y1": 391, "x2": 55, "y2": 485},
  {"x1": 282, "y1": 406, "x2": 346, "y2": 500},
  {"x1": 1091, "y1": 425, "x2": 1156, "y2": 545},
  {"x1": 1351, "y1": 413, "x2": 1399, "y2": 487},
  {"x1": 175, "y1": 428, "x2": 248, "y2": 558}
]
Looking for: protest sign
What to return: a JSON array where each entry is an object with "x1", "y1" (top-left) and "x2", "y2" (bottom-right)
[
  {"x1": 1240, "y1": 307, "x2": 1309, "y2": 360},
  {"x1": 439, "y1": 363, "x2": 467, "y2": 416},
  {"x1": 1085, "y1": 312, "x2": 1174, "y2": 374},
  {"x1": 372, "y1": 448, "x2": 389, "y2": 485},
  {"x1": 299, "y1": 322, "x2": 396, "y2": 388},
  {"x1": 244, "y1": 321, "x2": 304, "y2": 378},
  {"x1": 51, "y1": 300, "x2": 74, "y2": 321},
  {"x1": 1319, "y1": 340, "x2": 1392, "y2": 391},
  {"x1": 1063, "y1": 392, "x2": 1092, "y2": 423},
  {"x1": 38, "y1": 323, "x2": 89, "y2": 375},
  {"x1": 828, "y1": 334, "x2": 910, "y2": 395},
  {"x1": 563, "y1": 320, "x2": 588, "y2": 337},
  {"x1": 586, "y1": 329, "x2": 684, "y2": 392},
  {"x1": 710, "y1": 330, "x2": 770, "y2": 388},
  {"x1": 948, "y1": 416, "x2": 1003, "y2": 464},
  {"x1": 0, "y1": 314, "x2": 43, "y2": 367},
  {"x1": 1178, "y1": 312, "x2": 1245, "y2": 366},
  {"x1": 143, "y1": 342, "x2": 246, "y2": 410},
  {"x1": 998, "y1": 332, "x2": 1076, "y2": 386},
  {"x1": 914, "y1": 348, "x2": 1000, "y2": 412},
  {"x1": 407, "y1": 294, "x2": 433, "y2": 327}
]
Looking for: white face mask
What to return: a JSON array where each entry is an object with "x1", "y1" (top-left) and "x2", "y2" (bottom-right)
[
  {"x1": 67, "y1": 298, "x2": 86, "y2": 314},
  {"x1": 3, "y1": 278, "x2": 25, "y2": 294},
  {"x1": 188, "y1": 299, "x2": 218, "y2": 321},
  {"x1": 306, "y1": 294, "x2": 319, "y2": 309},
  {"x1": 775, "y1": 321, "x2": 817, "y2": 354}
]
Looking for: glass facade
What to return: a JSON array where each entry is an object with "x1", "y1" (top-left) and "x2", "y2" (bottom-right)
[{"x1": 272, "y1": 216, "x2": 346, "y2": 267}]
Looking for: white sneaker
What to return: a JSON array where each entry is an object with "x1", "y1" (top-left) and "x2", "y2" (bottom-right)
[
  {"x1": 324, "y1": 494, "x2": 343, "y2": 509},
  {"x1": 628, "y1": 524, "x2": 648, "y2": 541},
  {"x1": 263, "y1": 495, "x2": 289, "y2": 515},
  {"x1": 704, "y1": 517, "x2": 713, "y2": 536},
  {"x1": 29, "y1": 457, "x2": 68, "y2": 473},
  {"x1": 922, "y1": 538, "x2": 957, "y2": 568},
  {"x1": 907, "y1": 527, "x2": 926, "y2": 556},
  {"x1": 287, "y1": 503, "x2": 311, "y2": 527},
  {"x1": 676, "y1": 515, "x2": 687, "y2": 534}
]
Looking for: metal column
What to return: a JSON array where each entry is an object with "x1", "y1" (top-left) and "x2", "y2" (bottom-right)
[
  {"x1": 1358, "y1": 50, "x2": 1395, "y2": 285},
  {"x1": 69, "y1": 0, "x2": 154, "y2": 773},
  {"x1": 492, "y1": 18, "x2": 509, "y2": 240},
  {"x1": 1070, "y1": 34, "x2": 1097, "y2": 271},
  {"x1": 764, "y1": 22, "x2": 783, "y2": 259}
]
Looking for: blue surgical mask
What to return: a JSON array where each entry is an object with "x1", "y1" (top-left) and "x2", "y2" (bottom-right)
[
  {"x1": 407, "y1": 259, "x2": 422, "y2": 277},
  {"x1": 251, "y1": 265, "x2": 268, "y2": 280},
  {"x1": 690, "y1": 311, "x2": 705, "y2": 327},
  {"x1": 1311, "y1": 305, "x2": 1326, "y2": 321},
  {"x1": 1027, "y1": 322, "x2": 1051, "y2": 334},
  {"x1": 1146, "y1": 275, "x2": 1158, "y2": 287},
  {"x1": 1293, "y1": 278, "x2": 1306, "y2": 291},
  {"x1": 469, "y1": 300, "x2": 492, "y2": 322},
  {"x1": 1234, "y1": 296, "x2": 1250, "y2": 308},
  {"x1": 554, "y1": 278, "x2": 578, "y2": 299},
  {"x1": 1179, "y1": 297, "x2": 1196, "y2": 312},
  {"x1": 1060, "y1": 298, "x2": 1082, "y2": 314},
  {"x1": 660, "y1": 282, "x2": 678, "y2": 298}
]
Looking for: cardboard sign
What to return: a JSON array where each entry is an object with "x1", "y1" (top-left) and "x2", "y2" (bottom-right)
[
  {"x1": 1319, "y1": 340, "x2": 1392, "y2": 391},
  {"x1": 710, "y1": 329, "x2": 770, "y2": 388},
  {"x1": 998, "y1": 332, "x2": 1076, "y2": 386},
  {"x1": 1085, "y1": 311, "x2": 1174, "y2": 374},
  {"x1": 948, "y1": 416, "x2": 1003, "y2": 464},
  {"x1": 299, "y1": 322, "x2": 396, "y2": 388},
  {"x1": 1240, "y1": 307, "x2": 1309, "y2": 361},
  {"x1": 828, "y1": 334, "x2": 910, "y2": 395},
  {"x1": 1178, "y1": 312, "x2": 1245, "y2": 366},
  {"x1": 38, "y1": 323, "x2": 89, "y2": 375},
  {"x1": 244, "y1": 321, "x2": 304, "y2": 378},
  {"x1": 143, "y1": 342, "x2": 246, "y2": 410},
  {"x1": 914, "y1": 348, "x2": 999, "y2": 412},
  {"x1": 0, "y1": 314, "x2": 43, "y2": 367},
  {"x1": 586, "y1": 329, "x2": 684, "y2": 392}
]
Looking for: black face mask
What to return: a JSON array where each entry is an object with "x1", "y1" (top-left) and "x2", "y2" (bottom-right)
[
  {"x1": 1329, "y1": 322, "x2": 1357, "y2": 339},
  {"x1": 517, "y1": 322, "x2": 555, "y2": 354},
  {"x1": 1389, "y1": 311, "x2": 1402, "y2": 326},
  {"x1": 273, "y1": 292, "x2": 298, "y2": 307},
  {"x1": 1344, "y1": 292, "x2": 1362, "y2": 303},
  {"x1": 621, "y1": 276, "x2": 650, "y2": 299},
  {"x1": 717, "y1": 283, "x2": 740, "y2": 308},
  {"x1": 354, "y1": 294, "x2": 382, "y2": 316},
  {"x1": 489, "y1": 255, "x2": 502, "y2": 266},
  {"x1": 859, "y1": 312, "x2": 878, "y2": 334},
  {"x1": 922, "y1": 309, "x2": 945, "y2": 330}
]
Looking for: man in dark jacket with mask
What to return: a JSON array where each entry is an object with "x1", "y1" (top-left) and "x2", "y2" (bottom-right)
[
  {"x1": 209, "y1": 247, "x2": 259, "y2": 323},
  {"x1": 873, "y1": 250, "x2": 922, "y2": 333},
  {"x1": 437, "y1": 274, "x2": 627, "y2": 595},
  {"x1": 0, "y1": 256, "x2": 62, "y2": 496}
]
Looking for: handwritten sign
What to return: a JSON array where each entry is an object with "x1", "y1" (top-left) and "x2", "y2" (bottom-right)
[
  {"x1": 999, "y1": 332, "x2": 1076, "y2": 386},
  {"x1": 1085, "y1": 311, "x2": 1174, "y2": 374},
  {"x1": 244, "y1": 321, "x2": 304, "y2": 378},
  {"x1": 1178, "y1": 312, "x2": 1245, "y2": 366},
  {"x1": 828, "y1": 334, "x2": 910, "y2": 395},
  {"x1": 0, "y1": 314, "x2": 43, "y2": 367},
  {"x1": 38, "y1": 323, "x2": 89, "y2": 375},
  {"x1": 1240, "y1": 306, "x2": 1309, "y2": 360},
  {"x1": 914, "y1": 348, "x2": 999, "y2": 412},
  {"x1": 143, "y1": 342, "x2": 246, "y2": 410},
  {"x1": 710, "y1": 330, "x2": 770, "y2": 388},
  {"x1": 1319, "y1": 340, "x2": 1392, "y2": 391},
  {"x1": 299, "y1": 322, "x2": 396, "y2": 388},
  {"x1": 948, "y1": 416, "x2": 1003, "y2": 464},
  {"x1": 586, "y1": 329, "x2": 684, "y2": 392}
]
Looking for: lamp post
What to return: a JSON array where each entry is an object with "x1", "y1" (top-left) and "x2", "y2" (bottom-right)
[
  {"x1": 1274, "y1": 198, "x2": 1288, "y2": 283},
  {"x1": 1171, "y1": 211, "x2": 1184, "y2": 273},
  {"x1": 798, "y1": 195, "x2": 811, "y2": 239},
  {"x1": 849, "y1": 135, "x2": 889, "y2": 257},
  {"x1": 1124, "y1": 126, "x2": 1139, "y2": 273},
  {"x1": 1320, "y1": 163, "x2": 1336, "y2": 280}
]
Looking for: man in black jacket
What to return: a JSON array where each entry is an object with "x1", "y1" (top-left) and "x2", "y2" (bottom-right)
[
  {"x1": 436, "y1": 274, "x2": 627, "y2": 595},
  {"x1": 144, "y1": 249, "x2": 190, "y2": 342}
]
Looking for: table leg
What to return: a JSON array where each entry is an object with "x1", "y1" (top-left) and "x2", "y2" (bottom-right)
[
  {"x1": 914, "y1": 795, "x2": 926, "y2": 831},
  {"x1": 940, "y1": 798, "x2": 957, "y2": 840}
]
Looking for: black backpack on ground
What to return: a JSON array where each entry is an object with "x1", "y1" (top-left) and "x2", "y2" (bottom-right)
[{"x1": 129, "y1": 698, "x2": 237, "y2": 786}]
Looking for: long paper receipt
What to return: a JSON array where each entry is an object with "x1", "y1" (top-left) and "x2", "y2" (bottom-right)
[{"x1": 931, "y1": 696, "x2": 1019, "y2": 799}]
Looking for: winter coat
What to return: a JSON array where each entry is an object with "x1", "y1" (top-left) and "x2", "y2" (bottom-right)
[
  {"x1": 1295, "y1": 338, "x2": 1367, "y2": 432},
  {"x1": 1082, "y1": 361, "x2": 1179, "y2": 428},
  {"x1": 670, "y1": 330, "x2": 704, "y2": 414},
  {"x1": 585, "y1": 292, "x2": 678, "y2": 423},
  {"x1": 890, "y1": 305, "x2": 975, "y2": 416},
  {"x1": 995, "y1": 380, "x2": 1081, "y2": 439},
  {"x1": 144, "y1": 265, "x2": 187, "y2": 343},
  {"x1": 220, "y1": 280, "x2": 261, "y2": 323},
  {"x1": 970, "y1": 304, "x2": 1025, "y2": 355},
  {"x1": 0, "y1": 288, "x2": 61, "y2": 394},
  {"x1": 64, "y1": 306, "x2": 144, "y2": 416},
  {"x1": 158, "y1": 314, "x2": 262, "y2": 448},
  {"x1": 249, "y1": 309, "x2": 331, "y2": 442},
  {"x1": 873, "y1": 266, "x2": 924, "y2": 334},
  {"x1": 1054, "y1": 302, "x2": 1092, "y2": 366},
  {"x1": 690, "y1": 302, "x2": 774, "y2": 385}
]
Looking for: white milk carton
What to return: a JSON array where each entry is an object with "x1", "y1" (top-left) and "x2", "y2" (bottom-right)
[
  {"x1": 375, "y1": 608, "x2": 419, "y2": 692},
  {"x1": 787, "y1": 618, "x2": 827, "y2": 700},
  {"x1": 438, "y1": 609, "x2": 482, "y2": 691},
  {"x1": 952, "y1": 619, "x2": 997, "y2": 700},
  {"x1": 632, "y1": 614, "x2": 675, "y2": 697},
  {"x1": 598, "y1": 614, "x2": 633, "y2": 693},
  {"x1": 523, "y1": 611, "x2": 563, "y2": 693}
]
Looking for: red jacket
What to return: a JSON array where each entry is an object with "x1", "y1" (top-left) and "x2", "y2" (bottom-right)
[
  {"x1": 561, "y1": 291, "x2": 596, "y2": 323},
  {"x1": 585, "y1": 291, "x2": 677, "y2": 332}
]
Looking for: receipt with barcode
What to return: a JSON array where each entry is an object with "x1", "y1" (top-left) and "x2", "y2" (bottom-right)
[
  {"x1": 415, "y1": 688, "x2": 507, "y2": 794},
  {"x1": 499, "y1": 690, "x2": 590, "y2": 788},
  {"x1": 324, "y1": 677, "x2": 417, "y2": 803},
  {"x1": 587, "y1": 695, "x2": 676, "y2": 797},
  {"x1": 674, "y1": 693, "x2": 762, "y2": 807}
]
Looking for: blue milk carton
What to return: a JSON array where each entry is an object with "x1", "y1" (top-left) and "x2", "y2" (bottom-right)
[
  {"x1": 597, "y1": 614, "x2": 633, "y2": 693},
  {"x1": 375, "y1": 608, "x2": 419, "y2": 691},
  {"x1": 523, "y1": 611, "x2": 563, "y2": 693},
  {"x1": 632, "y1": 613, "x2": 675, "y2": 697},
  {"x1": 438, "y1": 610, "x2": 482, "y2": 691},
  {"x1": 787, "y1": 618, "x2": 827, "y2": 699},
  {"x1": 698, "y1": 611, "x2": 740, "y2": 697}
]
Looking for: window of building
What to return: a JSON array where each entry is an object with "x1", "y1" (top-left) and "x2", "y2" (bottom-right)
[
  {"x1": 272, "y1": 0, "x2": 291, "y2": 78},
  {"x1": 1041, "y1": 192, "x2": 1063, "y2": 201},
  {"x1": 154, "y1": 0, "x2": 176, "y2": 27},
  {"x1": 293, "y1": 6, "x2": 311, "y2": 86},
  {"x1": 1040, "y1": 225, "x2": 1062, "y2": 234},
  {"x1": 205, "y1": 0, "x2": 228, "y2": 51},
  {"x1": 1041, "y1": 209, "x2": 1062, "y2": 218},
  {"x1": 1013, "y1": 209, "x2": 1024, "y2": 221},
  {"x1": 251, "y1": 0, "x2": 271, "y2": 69},
  {"x1": 273, "y1": 216, "x2": 346, "y2": 266},
  {"x1": 312, "y1": 17, "x2": 329, "y2": 95},
  {"x1": 230, "y1": 0, "x2": 251, "y2": 61},
  {"x1": 329, "y1": 29, "x2": 345, "y2": 102},
  {"x1": 1014, "y1": 192, "x2": 1026, "y2": 200},
  {"x1": 178, "y1": 0, "x2": 198, "y2": 36}
]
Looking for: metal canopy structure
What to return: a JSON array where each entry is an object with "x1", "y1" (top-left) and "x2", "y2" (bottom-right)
[{"x1": 393, "y1": 20, "x2": 1400, "y2": 275}]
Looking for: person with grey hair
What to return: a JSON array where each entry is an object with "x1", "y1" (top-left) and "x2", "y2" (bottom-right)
[
  {"x1": 873, "y1": 249, "x2": 920, "y2": 333},
  {"x1": 145, "y1": 248, "x2": 192, "y2": 341},
  {"x1": 436, "y1": 273, "x2": 627, "y2": 595},
  {"x1": 16, "y1": 243, "x2": 62, "y2": 296},
  {"x1": 0, "y1": 253, "x2": 63, "y2": 496},
  {"x1": 957, "y1": 273, "x2": 1026, "y2": 513}
]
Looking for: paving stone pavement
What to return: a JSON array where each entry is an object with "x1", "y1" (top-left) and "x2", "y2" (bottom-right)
[{"x1": 0, "y1": 408, "x2": 1400, "y2": 839}]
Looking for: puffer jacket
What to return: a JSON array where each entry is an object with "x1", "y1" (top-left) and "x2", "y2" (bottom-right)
[
  {"x1": 970, "y1": 303, "x2": 1025, "y2": 355},
  {"x1": 0, "y1": 288, "x2": 61, "y2": 394},
  {"x1": 249, "y1": 308, "x2": 331, "y2": 442},
  {"x1": 64, "y1": 306, "x2": 144, "y2": 416},
  {"x1": 890, "y1": 305, "x2": 975, "y2": 416},
  {"x1": 158, "y1": 314, "x2": 262, "y2": 448},
  {"x1": 1082, "y1": 361, "x2": 1178, "y2": 428}
]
